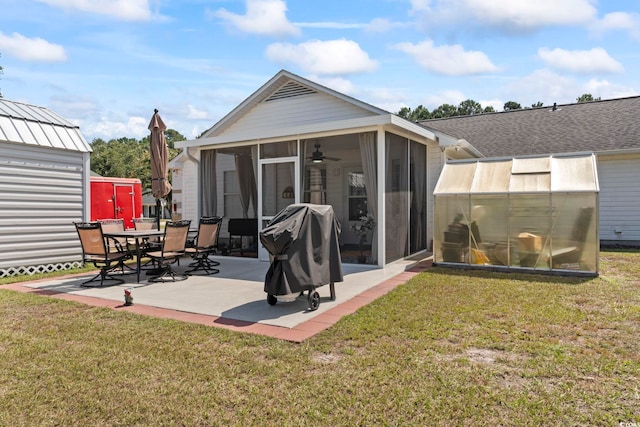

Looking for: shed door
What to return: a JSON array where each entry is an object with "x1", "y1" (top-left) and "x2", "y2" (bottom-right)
[{"x1": 114, "y1": 184, "x2": 135, "y2": 228}]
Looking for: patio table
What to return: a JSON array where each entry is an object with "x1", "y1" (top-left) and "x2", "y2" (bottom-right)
[{"x1": 103, "y1": 229, "x2": 165, "y2": 282}]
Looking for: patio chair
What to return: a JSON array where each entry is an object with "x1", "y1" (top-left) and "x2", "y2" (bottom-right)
[
  {"x1": 547, "y1": 207, "x2": 594, "y2": 268},
  {"x1": 74, "y1": 222, "x2": 131, "y2": 287},
  {"x1": 97, "y1": 218, "x2": 134, "y2": 273},
  {"x1": 185, "y1": 217, "x2": 222, "y2": 275},
  {"x1": 132, "y1": 217, "x2": 163, "y2": 268},
  {"x1": 146, "y1": 220, "x2": 192, "y2": 282}
]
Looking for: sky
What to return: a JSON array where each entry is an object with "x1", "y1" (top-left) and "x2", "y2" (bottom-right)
[{"x1": 1, "y1": 0, "x2": 639, "y2": 142}]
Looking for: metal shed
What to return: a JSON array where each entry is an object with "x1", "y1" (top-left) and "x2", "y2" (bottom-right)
[
  {"x1": 0, "y1": 98, "x2": 92, "y2": 277},
  {"x1": 433, "y1": 153, "x2": 599, "y2": 275}
]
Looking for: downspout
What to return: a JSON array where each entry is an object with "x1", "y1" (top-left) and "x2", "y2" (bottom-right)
[{"x1": 184, "y1": 146, "x2": 199, "y2": 165}]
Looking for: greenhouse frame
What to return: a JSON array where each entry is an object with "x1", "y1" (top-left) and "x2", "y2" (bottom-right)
[{"x1": 433, "y1": 153, "x2": 599, "y2": 276}]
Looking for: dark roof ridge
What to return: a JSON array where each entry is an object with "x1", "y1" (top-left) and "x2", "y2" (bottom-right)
[{"x1": 419, "y1": 94, "x2": 640, "y2": 123}]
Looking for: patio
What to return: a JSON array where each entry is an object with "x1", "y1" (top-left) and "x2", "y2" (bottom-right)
[{"x1": 7, "y1": 255, "x2": 432, "y2": 342}]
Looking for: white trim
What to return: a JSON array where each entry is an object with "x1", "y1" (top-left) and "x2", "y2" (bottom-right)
[
  {"x1": 376, "y1": 126, "x2": 385, "y2": 267},
  {"x1": 177, "y1": 114, "x2": 436, "y2": 150},
  {"x1": 257, "y1": 155, "x2": 299, "y2": 261}
]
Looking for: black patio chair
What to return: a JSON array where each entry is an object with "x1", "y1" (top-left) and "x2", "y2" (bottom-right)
[
  {"x1": 185, "y1": 217, "x2": 222, "y2": 275},
  {"x1": 146, "y1": 220, "x2": 191, "y2": 282},
  {"x1": 74, "y1": 222, "x2": 131, "y2": 287}
]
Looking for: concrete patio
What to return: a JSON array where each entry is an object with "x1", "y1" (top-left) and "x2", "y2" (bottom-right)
[{"x1": 6, "y1": 255, "x2": 432, "y2": 342}]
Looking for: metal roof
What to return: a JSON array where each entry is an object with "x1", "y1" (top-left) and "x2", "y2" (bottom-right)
[
  {"x1": 434, "y1": 153, "x2": 599, "y2": 195},
  {"x1": 0, "y1": 98, "x2": 91, "y2": 153}
]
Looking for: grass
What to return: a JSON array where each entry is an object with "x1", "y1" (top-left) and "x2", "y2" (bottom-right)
[{"x1": 1, "y1": 250, "x2": 639, "y2": 425}]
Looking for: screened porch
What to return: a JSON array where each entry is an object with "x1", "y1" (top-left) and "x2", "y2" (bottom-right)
[{"x1": 196, "y1": 131, "x2": 429, "y2": 265}]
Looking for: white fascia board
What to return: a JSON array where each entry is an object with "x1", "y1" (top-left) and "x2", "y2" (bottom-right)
[
  {"x1": 389, "y1": 114, "x2": 436, "y2": 141},
  {"x1": 176, "y1": 114, "x2": 437, "y2": 149},
  {"x1": 458, "y1": 139, "x2": 484, "y2": 158},
  {"x1": 431, "y1": 129, "x2": 460, "y2": 147},
  {"x1": 431, "y1": 130, "x2": 484, "y2": 159}
]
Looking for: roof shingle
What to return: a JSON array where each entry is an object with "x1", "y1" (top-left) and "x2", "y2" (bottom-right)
[{"x1": 419, "y1": 96, "x2": 640, "y2": 157}]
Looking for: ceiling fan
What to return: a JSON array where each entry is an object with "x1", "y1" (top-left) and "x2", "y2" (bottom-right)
[{"x1": 308, "y1": 142, "x2": 341, "y2": 163}]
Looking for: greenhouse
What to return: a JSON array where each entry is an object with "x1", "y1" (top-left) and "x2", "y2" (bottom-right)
[{"x1": 433, "y1": 153, "x2": 599, "y2": 275}]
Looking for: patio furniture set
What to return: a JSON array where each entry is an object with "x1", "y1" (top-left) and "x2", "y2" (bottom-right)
[{"x1": 74, "y1": 217, "x2": 222, "y2": 287}]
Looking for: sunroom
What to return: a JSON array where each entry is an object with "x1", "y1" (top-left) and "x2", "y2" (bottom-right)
[
  {"x1": 175, "y1": 70, "x2": 448, "y2": 266},
  {"x1": 433, "y1": 153, "x2": 599, "y2": 275}
]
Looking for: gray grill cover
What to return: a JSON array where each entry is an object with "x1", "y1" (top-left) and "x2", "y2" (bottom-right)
[{"x1": 260, "y1": 204, "x2": 343, "y2": 296}]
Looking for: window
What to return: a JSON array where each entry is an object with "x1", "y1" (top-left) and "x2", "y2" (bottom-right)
[{"x1": 348, "y1": 171, "x2": 367, "y2": 220}]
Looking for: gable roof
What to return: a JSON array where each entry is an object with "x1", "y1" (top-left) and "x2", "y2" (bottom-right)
[
  {"x1": 419, "y1": 96, "x2": 640, "y2": 158},
  {"x1": 200, "y1": 69, "x2": 389, "y2": 139},
  {"x1": 0, "y1": 98, "x2": 91, "y2": 152},
  {"x1": 179, "y1": 69, "x2": 436, "y2": 149}
]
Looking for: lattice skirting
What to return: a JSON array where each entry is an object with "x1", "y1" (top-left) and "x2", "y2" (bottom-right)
[{"x1": 0, "y1": 261, "x2": 84, "y2": 279}]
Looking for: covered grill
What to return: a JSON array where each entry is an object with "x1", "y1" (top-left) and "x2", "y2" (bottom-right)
[{"x1": 260, "y1": 204, "x2": 343, "y2": 311}]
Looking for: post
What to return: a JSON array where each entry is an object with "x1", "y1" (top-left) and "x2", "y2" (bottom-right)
[{"x1": 155, "y1": 199, "x2": 161, "y2": 230}]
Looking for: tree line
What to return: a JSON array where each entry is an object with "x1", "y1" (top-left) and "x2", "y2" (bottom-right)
[
  {"x1": 397, "y1": 93, "x2": 601, "y2": 121},
  {"x1": 90, "y1": 129, "x2": 184, "y2": 193},
  {"x1": 89, "y1": 93, "x2": 602, "y2": 191}
]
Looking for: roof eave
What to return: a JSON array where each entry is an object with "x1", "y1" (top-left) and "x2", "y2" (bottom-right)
[{"x1": 177, "y1": 114, "x2": 437, "y2": 149}]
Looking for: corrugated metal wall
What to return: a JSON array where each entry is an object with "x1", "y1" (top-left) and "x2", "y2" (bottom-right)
[{"x1": 0, "y1": 142, "x2": 86, "y2": 271}]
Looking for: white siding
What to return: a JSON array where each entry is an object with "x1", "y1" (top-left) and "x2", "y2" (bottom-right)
[
  {"x1": 0, "y1": 142, "x2": 87, "y2": 270},
  {"x1": 219, "y1": 93, "x2": 377, "y2": 140},
  {"x1": 597, "y1": 154, "x2": 640, "y2": 244},
  {"x1": 181, "y1": 154, "x2": 199, "y2": 223},
  {"x1": 426, "y1": 142, "x2": 444, "y2": 251}
]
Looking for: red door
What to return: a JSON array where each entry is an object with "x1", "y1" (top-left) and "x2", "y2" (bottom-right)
[{"x1": 114, "y1": 184, "x2": 135, "y2": 228}]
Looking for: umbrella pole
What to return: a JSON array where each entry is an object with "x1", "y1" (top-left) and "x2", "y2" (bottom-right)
[{"x1": 155, "y1": 199, "x2": 161, "y2": 230}]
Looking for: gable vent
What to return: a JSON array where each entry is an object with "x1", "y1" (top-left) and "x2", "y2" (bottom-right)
[{"x1": 265, "y1": 81, "x2": 317, "y2": 101}]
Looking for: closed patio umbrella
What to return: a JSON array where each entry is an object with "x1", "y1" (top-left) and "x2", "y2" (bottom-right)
[{"x1": 149, "y1": 109, "x2": 171, "y2": 230}]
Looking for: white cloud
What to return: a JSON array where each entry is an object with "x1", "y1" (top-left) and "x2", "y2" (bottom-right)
[
  {"x1": 0, "y1": 32, "x2": 67, "y2": 62},
  {"x1": 590, "y1": 12, "x2": 640, "y2": 41},
  {"x1": 393, "y1": 39, "x2": 498, "y2": 76},
  {"x1": 295, "y1": 22, "x2": 365, "y2": 30},
  {"x1": 189, "y1": 125, "x2": 204, "y2": 139},
  {"x1": 186, "y1": 104, "x2": 208, "y2": 120},
  {"x1": 506, "y1": 69, "x2": 580, "y2": 104},
  {"x1": 538, "y1": 47, "x2": 624, "y2": 74},
  {"x1": 478, "y1": 98, "x2": 504, "y2": 111},
  {"x1": 265, "y1": 39, "x2": 378, "y2": 75},
  {"x1": 214, "y1": 0, "x2": 300, "y2": 38},
  {"x1": 86, "y1": 116, "x2": 148, "y2": 140},
  {"x1": 49, "y1": 94, "x2": 100, "y2": 120},
  {"x1": 364, "y1": 18, "x2": 409, "y2": 33},
  {"x1": 409, "y1": 0, "x2": 431, "y2": 13},
  {"x1": 363, "y1": 88, "x2": 407, "y2": 113},
  {"x1": 413, "y1": 0, "x2": 596, "y2": 32},
  {"x1": 35, "y1": 0, "x2": 153, "y2": 21},
  {"x1": 306, "y1": 75, "x2": 357, "y2": 95},
  {"x1": 423, "y1": 89, "x2": 467, "y2": 109},
  {"x1": 583, "y1": 79, "x2": 639, "y2": 100}
]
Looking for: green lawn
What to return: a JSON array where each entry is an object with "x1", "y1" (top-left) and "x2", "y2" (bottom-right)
[{"x1": 1, "y1": 250, "x2": 639, "y2": 425}]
